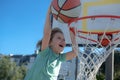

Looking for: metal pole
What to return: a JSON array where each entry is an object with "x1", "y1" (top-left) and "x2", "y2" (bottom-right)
[
  {"x1": 75, "y1": 56, "x2": 78, "y2": 80},
  {"x1": 105, "y1": 50, "x2": 114, "y2": 80}
]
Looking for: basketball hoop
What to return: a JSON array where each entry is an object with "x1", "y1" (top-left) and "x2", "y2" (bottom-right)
[{"x1": 68, "y1": 15, "x2": 120, "y2": 80}]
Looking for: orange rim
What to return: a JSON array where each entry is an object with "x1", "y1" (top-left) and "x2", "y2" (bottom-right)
[
  {"x1": 68, "y1": 15, "x2": 120, "y2": 34},
  {"x1": 77, "y1": 30, "x2": 120, "y2": 34}
]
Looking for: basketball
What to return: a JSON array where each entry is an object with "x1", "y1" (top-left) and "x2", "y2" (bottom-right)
[
  {"x1": 98, "y1": 34, "x2": 112, "y2": 47},
  {"x1": 51, "y1": 0, "x2": 81, "y2": 23}
]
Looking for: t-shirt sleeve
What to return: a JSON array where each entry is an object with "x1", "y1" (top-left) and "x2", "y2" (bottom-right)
[
  {"x1": 59, "y1": 53, "x2": 66, "y2": 62},
  {"x1": 38, "y1": 47, "x2": 49, "y2": 56}
]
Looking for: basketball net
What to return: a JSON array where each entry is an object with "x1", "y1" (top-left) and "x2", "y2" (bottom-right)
[{"x1": 68, "y1": 15, "x2": 120, "y2": 80}]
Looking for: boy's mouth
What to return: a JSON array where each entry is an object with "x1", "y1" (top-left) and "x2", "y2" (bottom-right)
[{"x1": 59, "y1": 44, "x2": 63, "y2": 48}]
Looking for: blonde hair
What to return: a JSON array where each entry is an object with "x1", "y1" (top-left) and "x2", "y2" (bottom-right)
[{"x1": 36, "y1": 28, "x2": 63, "y2": 51}]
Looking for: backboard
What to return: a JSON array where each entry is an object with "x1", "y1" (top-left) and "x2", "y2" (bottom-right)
[{"x1": 52, "y1": 0, "x2": 120, "y2": 46}]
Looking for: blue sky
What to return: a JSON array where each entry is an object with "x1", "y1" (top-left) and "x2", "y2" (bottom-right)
[
  {"x1": 1, "y1": 0, "x2": 119, "y2": 55},
  {"x1": 0, "y1": 0, "x2": 53, "y2": 55}
]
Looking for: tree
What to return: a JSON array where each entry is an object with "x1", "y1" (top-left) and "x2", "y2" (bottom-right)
[
  {"x1": 0, "y1": 56, "x2": 27, "y2": 80},
  {"x1": 114, "y1": 50, "x2": 120, "y2": 80},
  {"x1": 19, "y1": 65, "x2": 27, "y2": 79},
  {"x1": 96, "y1": 50, "x2": 120, "y2": 80},
  {"x1": 96, "y1": 73, "x2": 105, "y2": 80}
]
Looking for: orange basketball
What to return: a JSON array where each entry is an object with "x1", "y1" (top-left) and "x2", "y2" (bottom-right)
[
  {"x1": 101, "y1": 39, "x2": 110, "y2": 47},
  {"x1": 98, "y1": 34, "x2": 112, "y2": 47},
  {"x1": 51, "y1": 0, "x2": 81, "y2": 23}
]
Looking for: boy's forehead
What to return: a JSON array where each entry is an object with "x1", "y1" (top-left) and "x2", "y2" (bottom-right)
[{"x1": 54, "y1": 32, "x2": 64, "y2": 38}]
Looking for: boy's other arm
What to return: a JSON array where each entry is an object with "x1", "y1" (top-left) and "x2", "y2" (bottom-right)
[{"x1": 41, "y1": 7, "x2": 52, "y2": 50}]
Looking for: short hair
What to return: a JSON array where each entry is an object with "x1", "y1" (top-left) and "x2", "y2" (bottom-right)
[
  {"x1": 36, "y1": 28, "x2": 63, "y2": 51},
  {"x1": 50, "y1": 27, "x2": 63, "y2": 42}
]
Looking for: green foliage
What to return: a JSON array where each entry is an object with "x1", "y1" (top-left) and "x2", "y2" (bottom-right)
[
  {"x1": 114, "y1": 71, "x2": 120, "y2": 80},
  {"x1": 96, "y1": 73, "x2": 105, "y2": 80},
  {"x1": 96, "y1": 50, "x2": 120, "y2": 80},
  {"x1": 114, "y1": 50, "x2": 120, "y2": 80},
  {"x1": 114, "y1": 50, "x2": 120, "y2": 66},
  {"x1": 0, "y1": 56, "x2": 27, "y2": 80},
  {"x1": 19, "y1": 65, "x2": 27, "y2": 79}
]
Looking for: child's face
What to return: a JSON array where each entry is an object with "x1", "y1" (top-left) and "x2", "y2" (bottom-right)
[{"x1": 50, "y1": 32, "x2": 66, "y2": 53}]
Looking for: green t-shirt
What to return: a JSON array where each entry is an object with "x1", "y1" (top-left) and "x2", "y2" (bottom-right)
[{"x1": 24, "y1": 47, "x2": 66, "y2": 80}]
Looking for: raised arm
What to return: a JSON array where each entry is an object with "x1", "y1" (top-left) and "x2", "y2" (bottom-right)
[
  {"x1": 66, "y1": 27, "x2": 78, "y2": 60},
  {"x1": 41, "y1": 7, "x2": 52, "y2": 50}
]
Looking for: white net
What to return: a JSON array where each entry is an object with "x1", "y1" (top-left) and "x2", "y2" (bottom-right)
[
  {"x1": 76, "y1": 34, "x2": 120, "y2": 80},
  {"x1": 69, "y1": 16, "x2": 120, "y2": 80}
]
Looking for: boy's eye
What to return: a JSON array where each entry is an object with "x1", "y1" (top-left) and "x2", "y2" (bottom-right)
[
  {"x1": 58, "y1": 37, "x2": 61, "y2": 39},
  {"x1": 63, "y1": 39, "x2": 65, "y2": 41}
]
